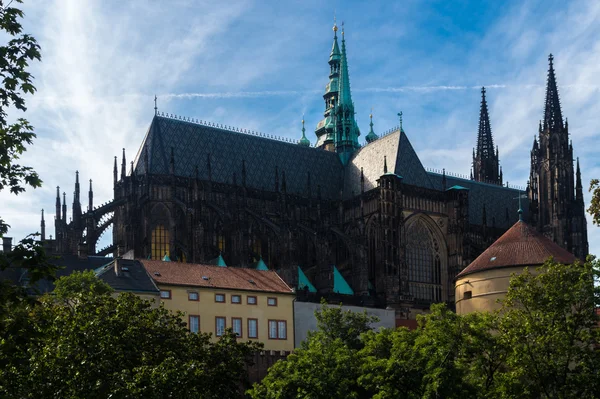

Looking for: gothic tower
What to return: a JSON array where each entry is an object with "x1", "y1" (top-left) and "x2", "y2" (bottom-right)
[
  {"x1": 333, "y1": 24, "x2": 360, "y2": 164},
  {"x1": 315, "y1": 22, "x2": 341, "y2": 151},
  {"x1": 472, "y1": 87, "x2": 501, "y2": 185},
  {"x1": 315, "y1": 22, "x2": 360, "y2": 164},
  {"x1": 528, "y1": 54, "x2": 588, "y2": 258}
]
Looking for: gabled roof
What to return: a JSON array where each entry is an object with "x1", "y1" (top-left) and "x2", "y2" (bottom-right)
[
  {"x1": 96, "y1": 259, "x2": 159, "y2": 294},
  {"x1": 457, "y1": 220, "x2": 576, "y2": 278},
  {"x1": 140, "y1": 260, "x2": 294, "y2": 294},
  {"x1": 133, "y1": 116, "x2": 343, "y2": 199},
  {"x1": 344, "y1": 129, "x2": 433, "y2": 198}
]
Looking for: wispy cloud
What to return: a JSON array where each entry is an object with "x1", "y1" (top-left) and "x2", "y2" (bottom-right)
[{"x1": 2, "y1": 0, "x2": 600, "y2": 257}]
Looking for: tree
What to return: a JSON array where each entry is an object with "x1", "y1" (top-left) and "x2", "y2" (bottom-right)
[
  {"x1": 52, "y1": 269, "x2": 113, "y2": 301},
  {"x1": 0, "y1": 0, "x2": 41, "y2": 236},
  {"x1": 0, "y1": 273, "x2": 262, "y2": 398},
  {"x1": 0, "y1": 0, "x2": 56, "y2": 291},
  {"x1": 497, "y1": 258, "x2": 600, "y2": 398},
  {"x1": 248, "y1": 302, "x2": 378, "y2": 399},
  {"x1": 358, "y1": 304, "x2": 504, "y2": 399},
  {"x1": 589, "y1": 179, "x2": 600, "y2": 226}
]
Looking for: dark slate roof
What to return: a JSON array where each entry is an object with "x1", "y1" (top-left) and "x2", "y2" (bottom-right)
[
  {"x1": 0, "y1": 255, "x2": 112, "y2": 294},
  {"x1": 457, "y1": 220, "x2": 576, "y2": 278},
  {"x1": 96, "y1": 259, "x2": 159, "y2": 293},
  {"x1": 344, "y1": 129, "x2": 433, "y2": 198},
  {"x1": 428, "y1": 172, "x2": 528, "y2": 229},
  {"x1": 133, "y1": 116, "x2": 344, "y2": 199}
]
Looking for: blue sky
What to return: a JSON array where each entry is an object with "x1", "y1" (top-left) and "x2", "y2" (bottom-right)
[{"x1": 2, "y1": 0, "x2": 600, "y2": 256}]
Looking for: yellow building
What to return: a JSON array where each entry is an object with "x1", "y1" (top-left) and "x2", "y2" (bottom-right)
[
  {"x1": 141, "y1": 260, "x2": 295, "y2": 351},
  {"x1": 455, "y1": 219, "x2": 576, "y2": 315}
]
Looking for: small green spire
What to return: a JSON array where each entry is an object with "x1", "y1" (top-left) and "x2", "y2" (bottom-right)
[
  {"x1": 299, "y1": 115, "x2": 311, "y2": 146},
  {"x1": 254, "y1": 256, "x2": 269, "y2": 271},
  {"x1": 330, "y1": 20, "x2": 341, "y2": 62},
  {"x1": 365, "y1": 108, "x2": 378, "y2": 143},
  {"x1": 398, "y1": 111, "x2": 404, "y2": 133},
  {"x1": 338, "y1": 23, "x2": 353, "y2": 107}
]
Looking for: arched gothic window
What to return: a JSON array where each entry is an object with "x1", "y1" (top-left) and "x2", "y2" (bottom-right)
[
  {"x1": 406, "y1": 218, "x2": 443, "y2": 303},
  {"x1": 151, "y1": 224, "x2": 170, "y2": 260}
]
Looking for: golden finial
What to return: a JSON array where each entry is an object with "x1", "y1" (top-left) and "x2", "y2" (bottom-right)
[
  {"x1": 341, "y1": 21, "x2": 344, "y2": 36},
  {"x1": 370, "y1": 107, "x2": 373, "y2": 119},
  {"x1": 333, "y1": 14, "x2": 338, "y2": 32}
]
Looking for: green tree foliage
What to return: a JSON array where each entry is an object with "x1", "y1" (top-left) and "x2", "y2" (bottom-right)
[
  {"x1": 0, "y1": 0, "x2": 41, "y2": 236},
  {"x1": 0, "y1": 273, "x2": 262, "y2": 398},
  {"x1": 589, "y1": 179, "x2": 600, "y2": 226},
  {"x1": 52, "y1": 269, "x2": 113, "y2": 301},
  {"x1": 497, "y1": 258, "x2": 600, "y2": 398},
  {"x1": 0, "y1": 0, "x2": 56, "y2": 291},
  {"x1": 248, "y1": 302, "x2": 377, "y2": 399},
  {"x1": 252, "y1": 259, "x2": 600, "y2": 399},
  {"x1": 358, "y1": 305, "x2": 503, "y2": 399}
]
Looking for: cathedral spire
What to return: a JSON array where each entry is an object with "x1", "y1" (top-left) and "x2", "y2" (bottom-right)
[
  {"x1": 298, "y1": 116, "x2": 310, "y2": 146},
  {"x1": 88, "y1": 179, "x2": 93, "y2": 211},
  {"x1": 365, "y1": 108, "x2": 378, "y2": 143},
  {"x1": 330, "y1": 20, "x2": 340, "y2": 62},
  {"x1": 315, "y1": 20, "x2": 343, "y2": 150},
  {"x1": 62, "y1": 192, "x2": 67, "y2": 223},
  {"x1": 40, "y1": 209, "x2": 45, "y2": 241},
  {"x1": 576, "y1": 157, "x2": 583, "y2": 203},
  {"x1": 72, "y1": 171, "x2": 82, "y2": 228},
  {"x1": 472, "y1": 87, "x2": 501, "y2": 184},
  {"x1": 543, "y1": 54, "x2": 564, "y2": 131},
  {"x1": 337, "y1": 23, "x2": 353, "y2": 108},
  {"x1": 55, "y1": 186, "x2": 61, "y2": 221},
  {"x1": 334, "y1": 22, "x2": 360, "y2": 164},
  {"x1": 121, "y1": 148, "x2": 126, "y2": 180},
  {"x1": 113, "y1": 156, "x2": 118, "y2": 187}
]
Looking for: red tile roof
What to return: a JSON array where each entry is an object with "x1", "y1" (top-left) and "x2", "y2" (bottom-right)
[
  {"x1": 140, "y1": 260, "x2": 294, "y2": 294},
  {"x1": 457, "y1": 221, "x2": 576, "y2": 278}
]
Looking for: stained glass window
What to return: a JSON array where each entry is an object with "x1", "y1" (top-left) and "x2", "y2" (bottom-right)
[
  {"x1": 406, "y1": 219, "x2": 443, "y2": 303},
  {"x1": 151, "y1": 225, "x2": 169, "y2": 260}
]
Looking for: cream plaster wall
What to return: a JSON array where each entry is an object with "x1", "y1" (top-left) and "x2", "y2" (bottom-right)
[
  {"x1": 157, "y1": 284, "x2": 295, "y2": 351},
  {"x1": 455, "y1": 265, "x2": 537, "y2": 315}
]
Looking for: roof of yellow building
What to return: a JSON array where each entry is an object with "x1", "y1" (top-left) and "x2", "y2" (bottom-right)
[
  {"x1": 457, "y1": 220, "x2": 576, "y2": 278},
  {"x1": 140, "y1": 259, "x2": 294, "y2": 294}
]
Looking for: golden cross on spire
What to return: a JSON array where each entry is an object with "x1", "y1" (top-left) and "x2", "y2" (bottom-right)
[{"x1": 333, "y1": 11, "x2": 338, "y2": 32}]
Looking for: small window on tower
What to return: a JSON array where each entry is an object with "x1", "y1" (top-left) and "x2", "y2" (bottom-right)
[{"x1": 464, "y1": 291, "x2": 472, "y2": 300}]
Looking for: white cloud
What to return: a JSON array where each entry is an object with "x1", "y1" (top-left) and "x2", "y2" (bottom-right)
[{"x1": 3, "y1": 0, "x2": 600, "y2": 258}]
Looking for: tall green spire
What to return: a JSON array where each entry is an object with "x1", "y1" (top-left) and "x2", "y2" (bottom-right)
[
  {"x1": 315, "y1": 21, "x2": 342, "y2": 150},
  {"x1": 365, "y1": 108, "x2": 378, "y2": 143},
  {"x1": 338, "y1": 25, "x2": 352, "y2": 107},
  {"x1": 334, "y1": 23, "x2": 360, "y2": 164},
  {"x1": 299, "y1": 115, "x2": 310, "y2": 146}
]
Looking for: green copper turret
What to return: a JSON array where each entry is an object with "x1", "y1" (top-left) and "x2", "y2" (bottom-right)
[
  {"x1": 299, "y1": 116, "x2": 311, "y2": 146},
  {"x1": 315, "y1": 22, "x2": 341, "y2": 150},
  {"x1": 365, "y1": 109, "x2": 378, "y2": 143}
]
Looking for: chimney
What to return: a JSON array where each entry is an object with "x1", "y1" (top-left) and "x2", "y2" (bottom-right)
[{"x1": 2, "y1": 237, "x2": 12, "y2": 253}]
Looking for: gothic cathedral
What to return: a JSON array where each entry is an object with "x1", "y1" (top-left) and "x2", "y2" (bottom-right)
[{"x1": 46, "y1": 24, "x2": 588, "y2": 320}]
